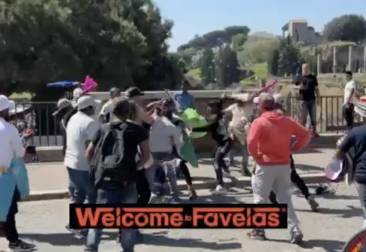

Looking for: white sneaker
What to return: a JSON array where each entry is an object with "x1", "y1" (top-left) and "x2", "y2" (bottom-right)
[{"x1": 212, "y1": 185, "x2": 227, "y2": 194}]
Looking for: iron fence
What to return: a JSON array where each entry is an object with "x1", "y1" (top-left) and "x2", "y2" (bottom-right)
[
  {"x1": 10, "y1": 96, "x2": 356, "y2": 147},
  {"x1": 288, "y1": 96, "x2": 362, "y2": 133},
  {"x1": 11, "y1": 102, "x2": 62, "y2": 147}
]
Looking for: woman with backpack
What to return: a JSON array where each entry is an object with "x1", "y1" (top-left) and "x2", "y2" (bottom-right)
[{"x1": 85, "y1": 98, "x2": 150, "y2": 252}]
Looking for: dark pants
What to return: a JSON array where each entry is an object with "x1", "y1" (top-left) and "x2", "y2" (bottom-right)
[
  {"x1": 85, "y1": 183, "x2": 138, "y2": 252},
  {"x1": 214, "y1": 140, "x2": 232, "y2": 186},
  {"x1": 172, "y1": 147, "x2": 193, "y2": 186},
  {"x1": 343, "y1": 104, "x2": 354, "y2": 129},
  {"x1": 179, "y1": 160, "x2": 193, "y2": 186},
  {"x1": 301, "y1": 100, "x2": 317, "y2": 130},
  {"x1": 136, "y1": 169, "x2": 151, "y2": 204},
  {"x1": 270, "y1": 156, "x2": 310, "y2": 203},
  {"x1": 4, "y1": 189, "x2": 20, "y2": 243}
]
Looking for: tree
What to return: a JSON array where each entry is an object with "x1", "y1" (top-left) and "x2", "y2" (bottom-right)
[
  {"x1": 200, "y1": 48, "x2": 215, "y2": 85},
  {"x1": 277, "y1": 39, "x2": 303, "y2": 76},
  {"x1": 232, "y1": 33, "x2": 247, "y2": 52},
  {"x1": 323, "y1": 15, "x2": 366, "y2": 43},
  {"x1": 270, "y1": 49, "x2": 279, "y2": 75},
  {"x1": 178, "y1": 25, "x2": 250, "y2": 51},
  {"x1": 215, "y1": 45, "x2": 240, "y2": 87},
  {"x1": 0, "y1": 0, "x2": 175, "y2": 98}
]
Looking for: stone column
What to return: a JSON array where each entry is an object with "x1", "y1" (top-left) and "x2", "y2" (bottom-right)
[
  {"x1": 348, "y1": 45, "x2": 353, "y2": 71},
  {"x1": 333, "y1": 46, "x2": 337, "y2": 74}
]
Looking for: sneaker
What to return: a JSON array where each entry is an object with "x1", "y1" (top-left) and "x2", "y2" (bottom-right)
[
  {"x1": 307, "y1": 195, "x2": 319, "y2": 212},
  {"x1": 247, "y1": 230, "x2": 266, "y2": 241},
  {"x1": 241, "y1": 169, "x2": 251, "y2": 177},
  {"x1": 170, "y1": 195, "x2": 181, "y2": 203},
  {"x1": 188, "y1": 190, "x2": 198, "y2": 200},
  {"x1": 212, "y1": 185, "x2": 227, "y2": 194},
  {"x1": 65, "y1": 225, "x2": 85, "y2": 240},
  {"x1": 290, "y1": 231, "x2": 303, "y2": 244},
  {"x1": 8, "y1": 240, "x2": 36, "y2": 252}
]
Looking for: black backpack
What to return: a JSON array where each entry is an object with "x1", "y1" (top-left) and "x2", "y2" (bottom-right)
[{"x1": 91, "y1": 122, "x2": 130, "y2": 186}]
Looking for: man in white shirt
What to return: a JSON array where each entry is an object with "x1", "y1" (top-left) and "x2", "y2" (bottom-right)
[
  {"x1": 65, "y1": 96, "x2": 100, "y2": 204},
  {"x1": 343, "y1": 71, "x2": 357, "y2": 130},
  {"x1": 0, "y1": 95, "x2": 36, "y2": 251}
]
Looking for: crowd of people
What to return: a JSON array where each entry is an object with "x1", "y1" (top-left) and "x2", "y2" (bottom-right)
[{"x1": 0, "y1": 63, "x2": 365, "y2": 252}]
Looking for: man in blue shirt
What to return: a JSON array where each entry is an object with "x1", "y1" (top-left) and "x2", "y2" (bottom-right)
[{"x1": 175, "y1": 80, "x2": 195, "y2": 113}]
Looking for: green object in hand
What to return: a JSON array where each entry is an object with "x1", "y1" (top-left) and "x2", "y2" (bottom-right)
[{"x1": 181, "y1": 108, "x2": 208, "y2": 139}]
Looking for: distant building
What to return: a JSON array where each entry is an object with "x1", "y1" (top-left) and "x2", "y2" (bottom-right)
[{"x1": 282, "y1": 19, "x2": 321, "y2": 45}]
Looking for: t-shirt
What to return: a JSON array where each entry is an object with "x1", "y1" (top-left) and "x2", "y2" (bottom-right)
[
  {"x1": 0, "y1": 118, "x2": 25, "y2": 170},
  {"x1": 225, "y1": 104, "x2": 250, "y2": 130},
  {"x1": 92, "y1": 122, "x2": 148, "y2": 183},
  {"x1": 339, "y1": 125, "x2": 366, "y2": 184},
  {"x1": 149, "y1": 116, "x2": 182, "y2": 153},
  {"x1": 296, "y1": 74, "x2": 318, "y2": 101},
  {"x1": 194, "y1": 113, "x2": 230, "y2": 146},
  {"x1": 99, "y1": 99, "x2": 115, "y2": 123},
  {"x1": 175, "y1": 92, "x2": 194, "y2": 112},
  {"x1": 64, "y1": 111, "x2": 100, "y2": 171},
  {"x1": 344, "y1": 80, "x2": 356, "y2": 105}
]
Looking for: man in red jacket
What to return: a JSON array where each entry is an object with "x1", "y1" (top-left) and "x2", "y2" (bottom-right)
[{"x1": 247, "y1": 93, "x2": 311, "y2": 244}]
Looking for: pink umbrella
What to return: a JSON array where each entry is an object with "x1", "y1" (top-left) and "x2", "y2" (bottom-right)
[{"x1": 82, "y1": 76, "x2": 98, "y2": 95}]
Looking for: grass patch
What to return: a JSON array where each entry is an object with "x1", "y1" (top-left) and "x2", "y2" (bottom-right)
[{"x1": 250, "y1": 63, "x2": 268, "y2": 80}]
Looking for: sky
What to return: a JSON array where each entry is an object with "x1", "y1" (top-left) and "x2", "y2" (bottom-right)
[{"x1": 153, "y1": 0, "x2": 366, "y2": 51}]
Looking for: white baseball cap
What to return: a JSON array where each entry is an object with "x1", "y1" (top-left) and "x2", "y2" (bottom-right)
[
  {"x1": 53, "y1": 98, "x2": 73, "y2": 116},
  {"x1": 77, "y1": 96, "x2": 96, "y2": 111},
  {"x1": 73, "y1": 88, "x2": 83, "y2": 100},
  {"x1": 0, "y1": 95, "x2": 11, "y2": 112}
]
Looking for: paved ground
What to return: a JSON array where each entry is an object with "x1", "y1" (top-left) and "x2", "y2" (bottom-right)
[
  {"x1": 27, "y1": 147, "x2": 333, "y2": 192},
  {"x1": 0, "y1": 184, "x2": 361, "y2": 252},
  {"x1": 1, "y1": 146, "x2": 349, "y2": 251}
]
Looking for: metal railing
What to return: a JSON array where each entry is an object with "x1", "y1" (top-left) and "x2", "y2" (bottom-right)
[
  {"x1": 10, "y1": 96, "x2": 355, "y2": 147},
  {"x1": 11, "y1": 102, "x2": 62, "y2": 147},
  {"x1": 288, "y1": 96, "x2": 362, "y2": 133}
]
